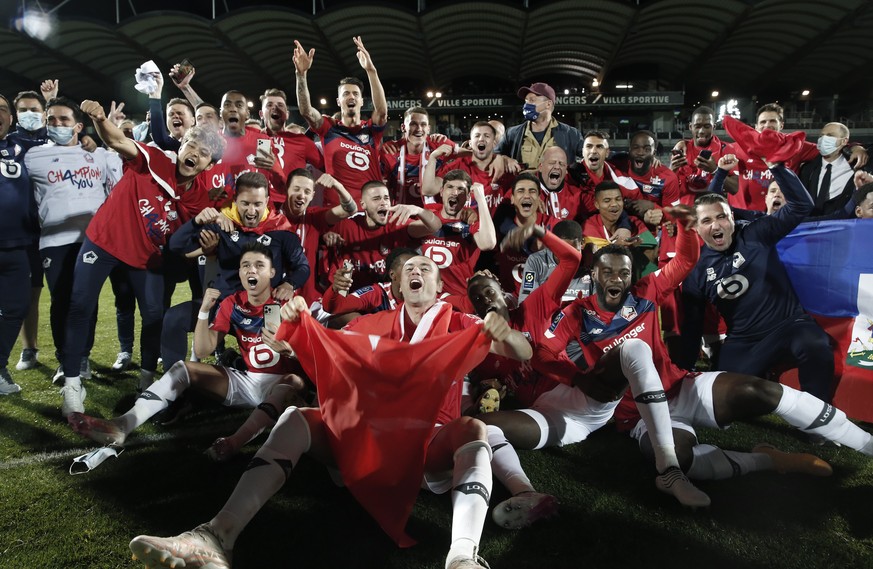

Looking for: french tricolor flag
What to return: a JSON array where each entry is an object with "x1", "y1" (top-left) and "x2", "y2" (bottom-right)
[{"x1": 777, "y1": 219, "x2": 873, "y2": 421}]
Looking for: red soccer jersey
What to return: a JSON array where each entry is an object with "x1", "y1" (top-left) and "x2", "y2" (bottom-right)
[
  {"x1": 539, "y1": 179, "x2": 589, "y2": 227},
  {"x1": 213, "y1": 126, "x2": 287, "y2": 204},
  {"x1": 322, "y1": 281, "x2": 398, "y2": 315},
  {"x1": 383, "y1": 138, "x2": 457, "y2": 206},
  {"x1": 674, "y1": 135, "x2": 727, "y2": 207},
  {"x1": 86, "y1": 142, "x2": 194, "y2": 269},
  {"x1": 284, "y1": 207, "x2": 333, "y2": 303},
  {"x1": 344, "y1": 301, "x2": 482, "y2": 425},
  {"x1": 419, "y1": 204, "x2": 482, "y2": 297},
  {"x1": 437, "y1": 155, "x2": 513, "y2": 215},
  {"x1": 315, "y1": 116, "x2": 384, "y2": 207},
  {"x1": 533, "y1": 226, "x2": 700, "y2": 428},
  {"x1": 210, "y1": 290, "x2": 294, "y2": 375},
  {"x1": 328, "y1": 213, "x2": 413, "y2": 290},
  {"x1": 626, "y1": 164, "x2": 681, "y2": 208},
  {"x1": 473, "y1": 232, "x2": 582, "y2": 406}
]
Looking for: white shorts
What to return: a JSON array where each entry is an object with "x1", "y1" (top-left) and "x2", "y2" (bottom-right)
[
  {"x1": 629, "y1": 371, "x2": 724, "y2": 442},
  {"x1": 223, "y1": 368, "x2": 285, "y2": 408},
  {"x1": 519, "y1": 383, "x2": 621, "y2": 449}
]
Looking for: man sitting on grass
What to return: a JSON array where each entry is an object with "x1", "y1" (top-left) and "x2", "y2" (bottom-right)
[
  {"x1": 67, "y1": 242, "x2": 305, "y2": 446},
  {"x1": 126, "y1": 255, "x2": 532, "y2": 569}
]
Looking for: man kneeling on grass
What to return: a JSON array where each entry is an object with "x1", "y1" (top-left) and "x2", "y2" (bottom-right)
[{"x1": 67, "y1": 241, "x2": 304, "y2": 446}]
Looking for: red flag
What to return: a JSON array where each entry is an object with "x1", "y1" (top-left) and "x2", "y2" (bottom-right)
[
  {"x1": 722, "y1": 115, "x2": 806, "y2": 163},
  {"x1": 276, "y1": 311, "x2": 491, "y2": 547}
]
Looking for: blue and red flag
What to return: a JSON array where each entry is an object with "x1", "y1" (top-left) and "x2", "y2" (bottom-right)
[{"x1": 777, "y1": 219, "x2": 873, "y2": 421}]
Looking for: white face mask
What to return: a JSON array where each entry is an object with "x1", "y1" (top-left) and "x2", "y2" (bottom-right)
[
  {"x1": 817, "y1": 135, "x2": 843, "y2": 157},
  {"x1": 17, "y1": 111, "x2": 44, "y2": 132}
]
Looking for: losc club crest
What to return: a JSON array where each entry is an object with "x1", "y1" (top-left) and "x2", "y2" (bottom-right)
[
  {"x1": 358, "y1": 133, "x2": 370, "y2": 144},
  {"x1": 83, "y1": 251, "x2": 98, "y2": 264},
  {"x1": 620, "y1": 305, "x2": 637, "y2": 321},
  {"x1": 230, "y1": 231, "x2": 240, "y2": 242},
  {"x1": 257, "y1": 234, "x2": 272, "y2": 246},
  {"x1": 42, "y1": 258, "x2": 51, "y2": 269},
  {"x1": 732, "y1": 252, "x2": 745, "y2": 269},
  {"x1": 380, "y1": 245, "x2": 390, "y2": 256}
]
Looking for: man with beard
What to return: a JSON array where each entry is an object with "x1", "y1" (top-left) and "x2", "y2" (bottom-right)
[
  {"x1": 259, "y1": 88, "x2": 323, "y2": 204},
  {"x1": 325, "y1": 180, "x2": 441, "y2": 290},
  {"x1": 670, "y1": 106, "x2": 728, "y2": 206},
  {"x1": 681, "y1": 162, "x2": 835, "y2": 403},
  {"x1": 423, "y1": 121, "x2": 512, "y2": 215},
  {"x1": 281, "y1": 169, "x2": 357, "y2": 303},
  {"x1": 420, "y1": 171, "x2": 496, "y2": 297},
  {"x1": 383, "y1": 106, "x2": 455, "y2": 205},
  {"x1": 293, "y1": 37, "x2": 386, "y2": 207}
]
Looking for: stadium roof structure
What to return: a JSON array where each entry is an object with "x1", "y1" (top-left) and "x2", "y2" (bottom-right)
[{"x1": 2, "y1": 0, "x2": 872, "y2": 110}]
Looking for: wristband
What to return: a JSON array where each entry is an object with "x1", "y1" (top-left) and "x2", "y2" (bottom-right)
[
  {"x1": 197, "y1": 310, "x2": 210, "y2": 321},
  {"x1": 340, "y1": 199, "x2": 356, "y2": 213}
]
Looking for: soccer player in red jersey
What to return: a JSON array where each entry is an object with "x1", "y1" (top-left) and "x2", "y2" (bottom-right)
[
  {"x1": 423, "y1": 121, "x2": 513, "y2": 215},
  {"x1": 669, "y1": 106, "x2": 727, "y2": 207},
  {"x1": 420, "y1": 171, "x2": 497, "y2": 297},
  {"x1": 293, "y1": 37, "x2": 386, "y2": 207},
  {"x1": 383, "y1": 106, "x2": 456, "y2": 205},
  {"x1": 326, "y1": 180, "x2": 441, "y2": 290},
  {"x1": 258, "y1": 88, "x2": 323, "y2": 204},
  {"x1": 69, "y1": 242, "x2": 304, "y2": 447},
  {"x1": 126, "y1": 255, "x2": 531, "y2": 569},
  {"x1": 59, "y1": 100, "x2": 225, "y2": 417},
  {"x1": 281, "y1": 169, "x2": 358, "y2": 303}
]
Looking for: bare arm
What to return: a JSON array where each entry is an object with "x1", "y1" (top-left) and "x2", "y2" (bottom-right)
[
  {"x1": 422, "y1": 144, "x2": 452, "y2": 196},
  {"x1": 319, "y1": 173, "x2": 358, "y2": 225},
  {"x1": 484, "y1": 312, "x2": 532, "y2": 361},
  {"x1": 402, "y1": 205, "x2": 442, "y2": 238},
  {"x1": 354, "y1": 36, "x2": 386, "y2": 126},
  {"x1": 471, "y1": 183, "x2": 496, "y2": 251},
  {"x1": 169, "y1": 62, "x2": 204, "y2": 108},
  {"x1": 293, "y1": 40, "x2": 323, "y2": 130},
  {"x1": 80, "y1": 100, "x2": 138, "y2": 159}
]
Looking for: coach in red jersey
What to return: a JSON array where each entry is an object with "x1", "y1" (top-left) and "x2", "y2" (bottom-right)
[
  {"x1": 293, "y1": 36, "x2": 387, "y2": 207},
  {"x1": 59, "y1": 100, "x2": 226, "y2": 417}
]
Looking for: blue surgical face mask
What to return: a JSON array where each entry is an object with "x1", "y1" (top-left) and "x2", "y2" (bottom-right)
[
  {"x1": 817, "y1": 135, "x2": 842, "y2": 157},
  {"x1": 17, "y1": 110, "x2": 44, "y2": 132},
  {"x1": 47, "y1": 125, "x2": 75, "y2": 145},
  {"x1": 132, "y1": 122, "x2": 150, "y2": 142},
  {"x1": 522, "y1": 102, "x2": 540, "y2": 122}
]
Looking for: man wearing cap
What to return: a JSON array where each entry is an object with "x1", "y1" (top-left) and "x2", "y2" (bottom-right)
[{"x1": 496, "y1": 82, "x2": 584, "y2": 171}]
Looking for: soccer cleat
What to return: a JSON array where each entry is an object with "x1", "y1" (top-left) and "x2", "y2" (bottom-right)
[
  {"x1": 447, "y1": 554, "x2": 491, "y2": 569},
  {"x1": 0, "y1": 368, "x2": 22, "y2": 395},
  {"x1": 656, "y1": 466, "x2": 711, "y2": 508},
  {"x1": 491, "y1": 491, "x2": 559, "y2": 529},
  {"x1": 52, "y1": 366, "x2": 65, "y2": 385},
  {"x1": 80, "y1": 357, "x2": 92, "y2": 380},
  {"x1": 112, "y1": 351, "x2": 133, "y2": 372},
  {"x1": 753, "y1": 443, "x2": 833, "y2": 477},
  {"x1": 129, "y1": 523, "x2": 231, "y2": 569},
  {"x1": 68, "y1": 412, "x2": 126, "y2": 446},
  {"x1": 16, "y1": 348, "x2": 38, "y2": 370},
  {"x1": 60, "y1": 383, "x2": 87, "y2": 418}
]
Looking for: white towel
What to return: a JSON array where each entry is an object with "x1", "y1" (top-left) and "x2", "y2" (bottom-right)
[{"x1": 134, "y1": 60, "x2": 160, "y2": 94}]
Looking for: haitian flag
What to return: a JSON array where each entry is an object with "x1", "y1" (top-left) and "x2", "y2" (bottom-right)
[{"x1": 777, "y1": 219, "x2": 873, "y2": 421}]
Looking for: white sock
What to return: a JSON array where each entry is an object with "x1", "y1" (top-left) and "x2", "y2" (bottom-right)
[
  {"x1": 620, "y1": 339, "x2": 679, "y2": 472},
  {"x1": 486, "y1": 425, "x2": 534, "y2": 496},
  {"x1": 210, "y1": 407, "x2": 311, "y2": 551},
  {"x1": 687, "y1": 444, "x2": 772, "y2": 480},
  {"x1": 63, "y1": 376, "x2": 81, "y2": 388},
  {"x1": 775, "y1": 385, "x2": 873, "y2": 455},
  {"x1": 116, "y1": 361, "x2": 189, "y2": 434},
  {"x1": 446, "y1": 440, "x2": 492, "y2": 568}
]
